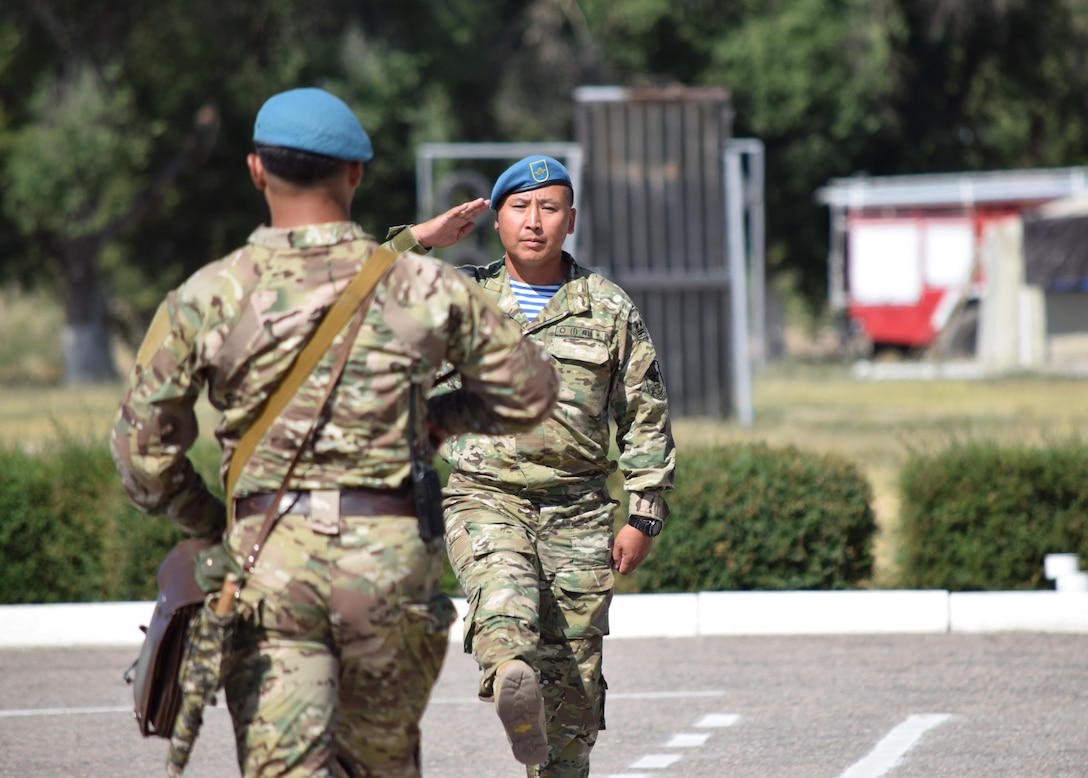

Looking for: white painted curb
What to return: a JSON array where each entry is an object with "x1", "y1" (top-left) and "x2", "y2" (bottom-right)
[
  {"x1": 3, "y1": 590, "x2": 1088, "y2": 648},
  {"x1": 0, "y1": 601, "x2": 156, "y2": 648},
  {"x1": 949, "y1": 591, "x2": 1088, "y2": 633},
  {"x1": 696, "y1": 590, "x2": 952, "y2": 636}
]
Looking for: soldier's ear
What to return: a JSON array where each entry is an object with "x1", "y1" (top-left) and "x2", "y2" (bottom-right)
[
  {"x1": 347, "y1": 162, "x2": 364, "y2": 188},
  {"x1": 247, "y1": 154, "x2": 267, "y2": 191}
]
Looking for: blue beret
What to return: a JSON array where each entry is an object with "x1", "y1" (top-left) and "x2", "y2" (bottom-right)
[
  {"x1": 490, "y1": 156, "x2": 573, "y2": 210},
  {"x1": 253, "y1": 88, "x2": 373, "y2": 162}
]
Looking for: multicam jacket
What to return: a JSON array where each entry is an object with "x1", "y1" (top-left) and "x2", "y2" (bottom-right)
[
  {"x1": 443, "y1": 253, "x2": 675, "y2": 523},
  {"x1": 111, "y1": 223, "x2": 558, "y2": 538}
]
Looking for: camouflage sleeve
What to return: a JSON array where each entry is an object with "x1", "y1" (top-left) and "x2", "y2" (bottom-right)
[
  {"x1": 611, "y1": 305, "x2": 676, "y2": 523},
  {"x1": 427, "y1": 272, "x2": 558, "y2": 436},
  {"x1": 110, "y1": 292, "x2": 226, "y2": 538},
  {"x1": 385, "y1": 225, "x2": 431, "y2": 255}
]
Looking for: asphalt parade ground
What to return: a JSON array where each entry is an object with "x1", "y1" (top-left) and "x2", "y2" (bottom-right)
[{"x1": 1, "y1": 632, "x2": 1087, "y2": 777}]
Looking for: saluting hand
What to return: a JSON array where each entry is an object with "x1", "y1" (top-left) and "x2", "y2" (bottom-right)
[{"x1": 412, "y1": 198, "x2": 490, "y2": 250}]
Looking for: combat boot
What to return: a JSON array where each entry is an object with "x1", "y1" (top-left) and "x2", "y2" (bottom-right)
[{"x1": 494, "y1": 659, "x2": 548, "y2": 765}]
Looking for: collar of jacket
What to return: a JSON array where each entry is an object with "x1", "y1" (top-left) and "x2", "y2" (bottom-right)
[
  {"x1": 247, "y1": 221, "x2": 372, "y2": 249},
  {"x1": 478, "y1": 252, "x2": 591, "y2": 326}
]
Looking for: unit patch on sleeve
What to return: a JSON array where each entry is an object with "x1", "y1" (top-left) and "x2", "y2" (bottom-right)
[
  {"x1": 629, "y1": 314, "x2": 651, "y2": 344},
  {"x1": 644, "y1": 359, "x2": 666, "y2": 399}
]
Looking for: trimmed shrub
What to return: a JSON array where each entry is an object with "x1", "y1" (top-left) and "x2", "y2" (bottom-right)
[
  {"x1": 0, "y1": 436, "x2": 223, "y2": 603},
  {"x1": 636, "y1": 443, "x2": 876, "y2": 592},
  {"x1": 899, "y1": 442, "x2": 1088, "y2": 591}
]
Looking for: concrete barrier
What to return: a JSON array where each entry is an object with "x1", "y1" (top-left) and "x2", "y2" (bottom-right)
[
  {"x1": 949, "y1": 591, "x2": 1088, "y2": 634},
  {"x1": 696, "y1": 590, "x2": 951, "y2": 636},
  {"x1": 4, "y1": 590, "x2": 1088, "y2": 648}
]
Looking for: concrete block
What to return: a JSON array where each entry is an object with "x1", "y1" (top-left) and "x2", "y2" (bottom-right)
[{"x1": 1044, "y1": 553, "x2": 1081, "y2": 580}]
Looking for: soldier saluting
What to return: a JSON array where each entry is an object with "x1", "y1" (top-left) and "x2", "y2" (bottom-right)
[{"x1": 441, "y1": 155, "x2": 676, "y2": 777}]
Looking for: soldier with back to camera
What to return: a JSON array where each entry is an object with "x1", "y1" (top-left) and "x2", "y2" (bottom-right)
[{"x1": 112, "y1": 89, "x2": 560, "y2": 777}]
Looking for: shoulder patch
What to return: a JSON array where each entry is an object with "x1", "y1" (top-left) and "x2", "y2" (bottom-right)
[
  {"x1": 644, "y1": 359, "x2": 666, "y2": 399},
  {"x1": 630, "y1": 314, "x2": 651, "y2": 344}
]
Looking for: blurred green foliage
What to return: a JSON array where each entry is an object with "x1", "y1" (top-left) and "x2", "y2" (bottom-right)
[
  {"x1": 5, "y1": 1, "x2": 1088, "y2": 382},
  {"x1": 899, "y1": 441, "x2": 1088, "y2": 591},
  {"x1": 0, "y1": 435, "x2": 220, "y2": 603},
  {"x1": 636, "y1": 443, "x2": 876, "y2": 592}
]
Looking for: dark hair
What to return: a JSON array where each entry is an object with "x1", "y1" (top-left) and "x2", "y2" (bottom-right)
[{"x1": 254, "y1": 143, "x2": 349, "y2": 186}]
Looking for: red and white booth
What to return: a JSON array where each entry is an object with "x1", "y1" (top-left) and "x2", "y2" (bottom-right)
[{"x1": 818, "y1": 168, "x2": 1088, "y2": 355}]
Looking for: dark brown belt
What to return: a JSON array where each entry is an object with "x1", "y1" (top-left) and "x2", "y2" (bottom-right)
[{"x1": 234, "y1": 488, "x2": 415, "y2": 520}]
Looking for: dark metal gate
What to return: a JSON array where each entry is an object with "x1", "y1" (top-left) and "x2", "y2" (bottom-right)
[{"x1": 573, "y1": 86, "x2": 735, "y2": 418}]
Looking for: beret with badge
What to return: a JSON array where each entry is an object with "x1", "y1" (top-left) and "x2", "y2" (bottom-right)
[
  {"x1": 253, "y1": 87, "x2": 373, "y2": 162},
  {"x1": 490, "y1": 155, "x2": 573, "y2": 210}
]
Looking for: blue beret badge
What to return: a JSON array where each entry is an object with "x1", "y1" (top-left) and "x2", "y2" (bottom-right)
[
  {"x1": 490, "y1": 154, "x2": 573, "y2": 209},
  {"x1": 530, "y1": 159, "x2": 550, "y2": 183}
]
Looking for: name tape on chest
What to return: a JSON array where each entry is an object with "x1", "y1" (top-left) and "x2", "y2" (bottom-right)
[{"x1": 553, "y1": 324, "x2": 608, "y2": 343}]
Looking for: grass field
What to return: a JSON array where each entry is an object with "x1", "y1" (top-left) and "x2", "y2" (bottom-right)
[{"x1": 3, "y1": 362, "x2": 1086, "y2": 586}]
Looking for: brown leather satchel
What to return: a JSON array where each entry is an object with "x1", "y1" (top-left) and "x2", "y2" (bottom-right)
[
  {"x1": 126, "y1": 244, "x2": 400, "y2": 739},
  {"x1": 126, "y1": 537, "x2": 216, "y2": 736}
]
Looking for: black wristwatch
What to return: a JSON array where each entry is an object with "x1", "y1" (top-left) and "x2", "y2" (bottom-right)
[{"x1": 627, "y1": 515, "x2": 662, "y2": 537}]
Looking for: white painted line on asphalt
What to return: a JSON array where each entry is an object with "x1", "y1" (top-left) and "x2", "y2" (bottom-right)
[
  {"x1": 694, "y1": 712, "x2": 740, "y2": 728},
  {"x1": 617, "y1": 712, "x2": 738, "y2": 774},
  {"x1": 426, "y1": 689, "x2": 725, "y2": 705},
  {"x1": 609, "y1": 690, "x2": 725, "y2": 701},
  {"x1": 0, "y1": 704, "x2": 230, "y2": 719},
  {"x1": 630, "y1": 753, "x2": 683, "y2": 769},
  {"x1": 836, "y1": 713, "x2": 953, "y2": 778},
  {"x1": 665, "y1": 732, "x2": 710, "y2": 747},
  {"x1": 0, "y1": 705, "x2": 131, "y2": 718}
]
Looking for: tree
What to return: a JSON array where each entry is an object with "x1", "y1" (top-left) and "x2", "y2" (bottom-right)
[
  {"x1": 889, "y1": 0, "x2": 1088, "y2": 172},
  {"x1": 2, "y1": 1, "x2": 589, "y2": 382},
  {"x1": 5, "y1": 63, "x2": 217, "y2": 382},
  {"x1": 8, "y1": 0, "x2": 1088, "y2": 374},
  {"x1": 1, "y1": 2, "x2": 236, "y2": 382},
  {"x1": 0, "y1": 0, "x2": 357, "y2": 383},
  {"x1": 577, "y1": 0, "x2": 1088, "y2": 311}
]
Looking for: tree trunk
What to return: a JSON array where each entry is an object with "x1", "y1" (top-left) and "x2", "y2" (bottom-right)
[{"x1": 62, "y1": 235, "x2": 117, "y2": 384}]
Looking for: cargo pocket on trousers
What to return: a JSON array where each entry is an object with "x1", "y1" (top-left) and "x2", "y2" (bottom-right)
[
  {"x1": 552, "y1": 566, "x2": 614, "y2": 639},
  {"x1": 402, "y1": 593, "x2": 457, "y2": 710},
  {"x1": 461, "y1": 588, "x2": 481, "y2": 654}
]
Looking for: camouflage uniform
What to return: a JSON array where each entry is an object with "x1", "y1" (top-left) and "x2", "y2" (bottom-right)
[
  {"x1": 112, "y1": 223, "x2": 558, "y2": 778},
  {"x1": 442, "y1": 253, "x2": 675, "y2": 778}
]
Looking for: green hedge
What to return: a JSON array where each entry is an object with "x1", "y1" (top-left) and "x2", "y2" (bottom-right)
[
  {"x1": 636, "y1": 443, "x2": 876, "y2": 592},
  {"x1": 0, "y1": 437, "x2": 220, "y2": 604},
  {"x1": 2, "y1": 439, "x2": 881, "y2": 602},
  {"x1": 899, "y1": 442, "x2": 1088, "y2": 591},
  {"x1": 12, "y1": 435, "x2": 1088, "y2": 601}
]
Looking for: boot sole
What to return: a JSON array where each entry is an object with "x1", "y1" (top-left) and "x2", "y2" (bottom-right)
[{"x1": 495, "y1": 661, "x2": 548, "y2": 765}]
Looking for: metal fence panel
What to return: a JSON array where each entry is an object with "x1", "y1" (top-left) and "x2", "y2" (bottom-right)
[{"x1": 574, "y1": 86, "x2": 734, "y2": 417}]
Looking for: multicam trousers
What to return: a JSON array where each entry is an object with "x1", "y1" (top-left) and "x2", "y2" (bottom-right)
[
  {"x1": 223, "y1": 512, "x2": 455, "y2": 778},
  {"x1": 444, "y1": 477, "x2": 615, "y2": 778}
]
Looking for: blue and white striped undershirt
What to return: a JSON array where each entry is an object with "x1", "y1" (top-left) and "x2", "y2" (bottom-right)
[{"x1": 509, "y1": 278, "x2": 561, "y2": 321}]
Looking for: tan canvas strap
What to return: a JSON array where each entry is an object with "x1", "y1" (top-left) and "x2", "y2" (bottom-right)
[
  {"x1": 225, "y1": 243, "x2": 400, "y2": 527},
  {"x1": 241, "y1": 302, "x2": 367, "y2": 572}
]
